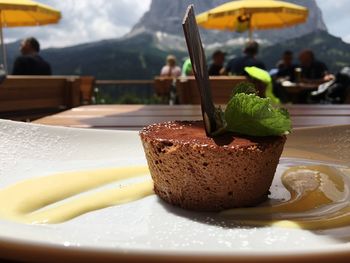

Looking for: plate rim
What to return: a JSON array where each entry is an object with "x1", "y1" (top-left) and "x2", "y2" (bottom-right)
[{"x1": 1, "y1": 232, "x2": 350, "y2": 263}]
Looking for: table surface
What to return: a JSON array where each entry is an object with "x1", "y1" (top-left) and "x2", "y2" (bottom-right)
[
  {"x1": 34, "y1": 104, "x2": 350, "y2": 130},
  {"x1": 281, "y1": 81, "x2": 320, "y2": 93}
]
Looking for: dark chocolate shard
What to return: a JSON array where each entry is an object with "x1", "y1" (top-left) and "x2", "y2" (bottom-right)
[{"x1": 182, "y1": 5, "x2": 225, "y2": 137}]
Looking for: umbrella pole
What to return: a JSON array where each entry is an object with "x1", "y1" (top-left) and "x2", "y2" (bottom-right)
[
  {"x1": 0, "y1": 11, "x2": 7, "y2": 73},
  {"x1": 248, "y1": 14, "x2": 253, "y2": 40}
]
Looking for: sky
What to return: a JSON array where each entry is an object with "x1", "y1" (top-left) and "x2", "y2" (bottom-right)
[
  {"x1": 3, "y1": 0, "x2": 350, "y2": 48},
  {"x1": 316, "y1": 0, "x2": 350, "y2": 43}
]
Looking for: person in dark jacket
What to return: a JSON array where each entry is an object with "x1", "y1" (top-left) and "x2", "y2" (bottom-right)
[
  {"x1": 276, "y1": 50, "x2": 297, "y2": 81},
  {"x1": 208, "y1": 50, "x2": 225, "y2": 76},
  {"x1": 298, "y1": 49, "x2": 333, "y2": 81},
  {"x1": 222, "y1": 40, "x2": 265, "y2": 76},
  {"x1": 12, "y1": 37, "x2": 51, "y2": 75}
]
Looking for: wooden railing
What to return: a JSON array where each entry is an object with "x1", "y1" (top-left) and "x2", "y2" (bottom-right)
[
  {"x1": 93, "y1": 79, "x2": 156, "y2": 104},
  {"x1": 93, "y1": 76, "x2": 259, "y2": 105},
  {"x1": 95, "y1": 80, "x2": 154, "y2": 85},
  {"x1": 85, "y1": 77, "x2": 350, "y2": 105}
]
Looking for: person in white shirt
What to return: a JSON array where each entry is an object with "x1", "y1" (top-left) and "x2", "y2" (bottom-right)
[{"x1": 160, "y1": 55, "x2": 181, "y2": 77}]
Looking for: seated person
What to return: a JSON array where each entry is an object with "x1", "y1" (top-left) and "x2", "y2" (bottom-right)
[
  {"x1": 160, "y1": 55, "x2": 181, "y2": 77},
  {"x1": 208, "y1": 50, "x2": 225, "y2": 76},
  {"x1": 12, "y1": 37, "x2": 52, "y2": 75},
  {"x1": 296, "y1": 49, "x2": 334, "y2": 103},
  {"x1": 298, "y1": 49, "x2": 333, "y2": 82},
  {"x1": 273, "y1": 50, "x2": 297, "y2": 103},
  {"x1": 276, "y1": 50, "x2": 296, "y2": 81},
  {"x1": 222, "y1": 40, "x2": 265, "y2": 76}
]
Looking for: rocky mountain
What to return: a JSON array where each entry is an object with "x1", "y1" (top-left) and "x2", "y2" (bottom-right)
[{"x1": 129, "y1": 0, "x2": 327, "y2": 49}]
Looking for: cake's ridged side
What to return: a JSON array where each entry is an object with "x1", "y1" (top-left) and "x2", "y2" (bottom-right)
[{"x1": 141, "y1": 136, "x2": 286, "y2": 212}]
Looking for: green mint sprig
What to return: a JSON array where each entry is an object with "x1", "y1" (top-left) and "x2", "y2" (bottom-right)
[{"x1": 224, "y1": 82, "x2": 291, "y2": 137}]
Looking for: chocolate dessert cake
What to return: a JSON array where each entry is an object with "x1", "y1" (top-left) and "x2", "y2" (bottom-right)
[{"x1": 140, "y1": 121, "x2": 286, "y2": 212}]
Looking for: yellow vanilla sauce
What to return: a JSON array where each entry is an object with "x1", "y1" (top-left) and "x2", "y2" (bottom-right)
[
  {"x1": 0, "y1": 164, "x2": 349, "y2": 230},
  {"x1": 0, "y1": 166, "x2": 154, "y2": 224}
]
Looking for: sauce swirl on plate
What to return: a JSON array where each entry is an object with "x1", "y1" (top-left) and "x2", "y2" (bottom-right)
[{"x1": 0, "y1": 164, "x2": 349, "y2": 230}]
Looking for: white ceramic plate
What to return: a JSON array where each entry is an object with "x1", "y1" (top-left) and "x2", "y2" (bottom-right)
[{"x1": 0, "y1": 119, "x2": 349, "y2": 263}]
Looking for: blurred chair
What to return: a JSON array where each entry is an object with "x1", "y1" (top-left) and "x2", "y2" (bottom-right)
[
  {"x1": 154, "y1": 76, "x2": 175, "y2": 103},
  {"x1": 176, "y1": 76, "x2": 265, "y2": 104},
  {"x1": 79, "y1": 76, "x2": 95, "y2": 104},
  {"x1": 310, "y1": 67, "x2": 350, "y2": 104},
  {"x1": 0, "y1": 76, "x2": 82, "y2": 121},
  {"x1": 0, "y1": 66, "x2": 6, "y2": 84}
]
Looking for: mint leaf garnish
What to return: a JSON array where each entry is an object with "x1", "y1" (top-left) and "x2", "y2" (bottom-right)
[
  {"x1": 231, "y1": 82, "x2": 257, "y2": 96},
  {"x1": 225, "y1": 91, "x2": 291, "y2": 137}
]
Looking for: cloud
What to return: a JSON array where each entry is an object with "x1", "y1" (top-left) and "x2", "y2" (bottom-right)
[{"x1": 3, "y1": 0, "x2": 151, "y2": 48}]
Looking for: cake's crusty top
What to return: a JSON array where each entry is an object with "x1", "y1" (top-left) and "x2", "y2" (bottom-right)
[{"x1": 140, "y1": 121, "x2": 285, "y2": 149}]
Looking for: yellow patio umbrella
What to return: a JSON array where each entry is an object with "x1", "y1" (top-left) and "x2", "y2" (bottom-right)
[
  {"x1": 196, "y1": 0, "x2": 308, "y2": 39},
  {"x1": 0, "y1": 0, "x2": 61, "y2": 71}
]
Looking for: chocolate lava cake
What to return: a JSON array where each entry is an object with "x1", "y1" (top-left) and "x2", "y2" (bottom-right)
[{"x1": 140, "y1": 121, "x2": 286, "y2": 212}]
